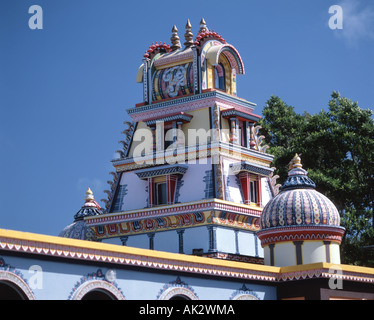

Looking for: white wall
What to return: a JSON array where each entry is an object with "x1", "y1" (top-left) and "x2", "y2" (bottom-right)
[
  {"x1": 302, "y1": 241, "x2": 326, "y2": 264},
  {"x1": 222, "y1": 158, "x2": 242, "y2": 203},
  {"x1": 273, "y1": 242, "x2": 296, "y2": 267},
  {"x1": 177, "y1": 159, "x2": 212, "y2": 203}
]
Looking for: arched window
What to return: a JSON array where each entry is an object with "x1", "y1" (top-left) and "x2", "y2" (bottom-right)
[
  {"x1": 214, "y1": 63, "x2": 226, "y2": 91},
  {"x1": 169, "y1": 294, "x2": 191, "y2": 300},
  {"x1": 0, "y1": 281, "x2": 28, "y2": 300},
  {"x1": 0, "y1": 271, "x2": 35, "y2": 300},
  {"x1": 81, "y1": 289, "x2": 117, "y2": 300}
]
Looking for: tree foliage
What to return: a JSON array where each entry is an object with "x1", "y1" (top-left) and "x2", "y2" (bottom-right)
[{"x1": 259, "y1": 92, "x2": 374, "y2": 266}]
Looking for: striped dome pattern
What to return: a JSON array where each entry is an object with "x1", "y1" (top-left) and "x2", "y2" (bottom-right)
[
  {"x1": 260, "y1": 188, "x2": 340, "y2": 229},
  {"x1": 259, "y1": 154, "x2": 342, "y2": 233}
]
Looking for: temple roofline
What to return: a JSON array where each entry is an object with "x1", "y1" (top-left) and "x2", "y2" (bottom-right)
[{"x1": 1, "y1": 228, "x2": 373, "y2": 284}]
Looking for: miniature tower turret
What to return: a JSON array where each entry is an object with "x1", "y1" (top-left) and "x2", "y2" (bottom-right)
[{"x1": 257, "y1": 154, "x2": 345, "y2": 266}]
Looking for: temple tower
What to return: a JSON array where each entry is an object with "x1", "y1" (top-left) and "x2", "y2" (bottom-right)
[{"x1": 61, "y1": 19, "x2": 278, "y2": 264}]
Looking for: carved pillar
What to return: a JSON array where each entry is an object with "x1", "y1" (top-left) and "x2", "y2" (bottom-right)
[
  {"x1": 249, "y1": 123, "x2": 256, "y2": 149},
  {"x1": 148, "y1": 177, "x2": 154, "y2": 207},
  {"x1": 150, "y1": 125, "x2": 156, "y2": 153},
  {"x1": 229, "y1": 117, "x2": 238, "y2": 144},
  {"x1": 142, "y1": 58, "x2": 150, "y2": 104}
]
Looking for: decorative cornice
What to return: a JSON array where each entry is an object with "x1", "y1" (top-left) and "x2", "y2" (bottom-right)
[
  {"x1": 221, "y1": 109, "x2": 260, "y2": 122},
  {"x1": 279, "y1": 263, "x2": 374, "y2": 284},
  {"x1": 91, "y1": 210, "x2": 262, "y2": 239},
  {"x1": 127, "y1": 90, "x2": 256, "y2": 122},
  {"x1": 134, "y1": 164, "x2": 188, "y2": 180},
  {"x1": 111, "y1": 141, "x2": 274, "y2": 173},
  {"x1": 85, "y1": 199, "x2": 263, "y2": 228},
  {"x1": 153, "y1": 49, "x2": 194, "y2": 68},
  {"x1": 230, "y1": 161, "x2": 274, "y2": 177},
  {"x1": 145, "y1": 113, "x2": 193, "y2": 126}
]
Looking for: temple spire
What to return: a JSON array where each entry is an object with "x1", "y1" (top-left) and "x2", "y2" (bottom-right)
[
  {"x1": 184, "y1": 19, "x2": 193, "y2": 47},
  {"x1": 170, "y1": 25, "x2": 181, "y2": 51},
  {"x1": 199, "y1": 18, "x2": 208, "y2": 33}
]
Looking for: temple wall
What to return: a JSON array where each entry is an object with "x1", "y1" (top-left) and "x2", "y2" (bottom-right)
[{"x1": 0, "y1": 252, "x2": 276, "y2": 300}]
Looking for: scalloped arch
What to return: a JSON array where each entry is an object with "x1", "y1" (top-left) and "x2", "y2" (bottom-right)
[{"x1": 69, "y1": 280, "x2": 126, "y2": 300}]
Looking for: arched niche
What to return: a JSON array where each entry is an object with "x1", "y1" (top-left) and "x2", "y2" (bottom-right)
[
  {"x1": 158, "y1": 286, "x2": 199, "y2": 300},
  {"x1": 0, "y1": 271, "x2": 35, "y2": 300},
  {"x1": 70, "y1": 280, "x2": 126, "y2": 300}
]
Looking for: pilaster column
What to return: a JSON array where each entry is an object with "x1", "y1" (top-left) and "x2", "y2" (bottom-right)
[
  {"x1": 148, "y1": 233, "x2": 155, "y2": 250},
  {"x1": 176, "y1": 121, "x2": 184, "y2": 149},
  {"x1": 177, "y1": 229, "x2": 185, "y2": 254},
  {"x1": 229, "y1": 117, "x2": 238, "y2": 144},
  {"x1": 249, "y1": 123, "x2": 256, "y2": 149},
  {"x1": 142, "y1": 58, "x2": 150, "y2": 104},
  {"x1": 120, "y1": 236, "x2": 128, "y2": 246},
  {"x1": 208, "y1": 226, "x2": 217, "y2": 253}
]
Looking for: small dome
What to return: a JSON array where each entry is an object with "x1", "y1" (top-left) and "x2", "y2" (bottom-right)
[
  {"x1": 59, "y1": 220, "x2": 96, "y2": 241},
  {"x1": 260, "y1": 188, "x2": 341, "y2": 229},
  {"x1": 59, "y1": 188, "x2": 102, "y2": 240},
  {"x1": 257, "y1": 154, "x2": 345, "y2": 244}
]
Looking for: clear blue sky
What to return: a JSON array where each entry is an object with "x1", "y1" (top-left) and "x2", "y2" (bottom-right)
[{"x1": 1, "y1": 0, "x2": 373, "y2": 236}]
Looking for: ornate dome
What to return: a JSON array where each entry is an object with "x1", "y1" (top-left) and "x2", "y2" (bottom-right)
[
  {"x1": 257, "y1": 155, "x2": 345, "y2": 245},
  {"x1": 59, "y1": 188, "x2": 102, "y2": 240}
]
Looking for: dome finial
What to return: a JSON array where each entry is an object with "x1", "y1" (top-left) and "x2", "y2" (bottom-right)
[
  {"x1": 289, "y1": 153, "x2": 302, "y2": 171},
  {"x1": 85, "y1": 187, "x2": 94, "y2": 202},
  {"x1": 170, "y1": 25, "x2": 181, "y2": 51},
  {"x1": 184, "y1": 19, "x2": 194, "y2": 47}
]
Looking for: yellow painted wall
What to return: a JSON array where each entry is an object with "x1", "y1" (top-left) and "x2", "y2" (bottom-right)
[
  {"x1": 183, "y1": 108, "x2": 211, "y2": 146},
  {"x1": 220, "y1": 115, "x2": 230, "y2": 143},
  {"x1": 207, "y1": 61, "x2": 214, "y2": 90},
  {"x1": 128, "y1": 121, "x2": 153, "y2": 158}
]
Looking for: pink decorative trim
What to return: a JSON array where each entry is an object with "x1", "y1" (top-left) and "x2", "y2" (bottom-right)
[
  {"x1": 0, "y1": 235, "x2": 278, "y2": 282},
  {"x1": 257, "y1": 226, "x2": 345, "y2": 245},
  {"x1": 279, "y1": 268, "x2": 374, "y2": 283}
]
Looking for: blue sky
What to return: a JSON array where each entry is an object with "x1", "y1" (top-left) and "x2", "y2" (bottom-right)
[{"x1": 1, "y1": 0, "x2": 373, "y2": 236}]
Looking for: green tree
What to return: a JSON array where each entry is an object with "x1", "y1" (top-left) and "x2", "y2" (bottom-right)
[{"x1": 259, "y1": 92, "x2": 374, "y2": 266}]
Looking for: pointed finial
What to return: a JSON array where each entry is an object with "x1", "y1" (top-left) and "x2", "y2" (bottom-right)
[
  {"x1": 288, "y1": 154, "x2": 302, "y2": 171},
  {"x1": 199, "y1": 18, "x2": 207, "y2": 33},
  {"x1": 170, "y1": 25, "x2": 181, "y2": 51},
  {"x1": 184, "y1": 19, "x2": 194, "y2": 47},
  {"x1": 85, "y1": 187, "x2": 94, "y2": 202}
]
